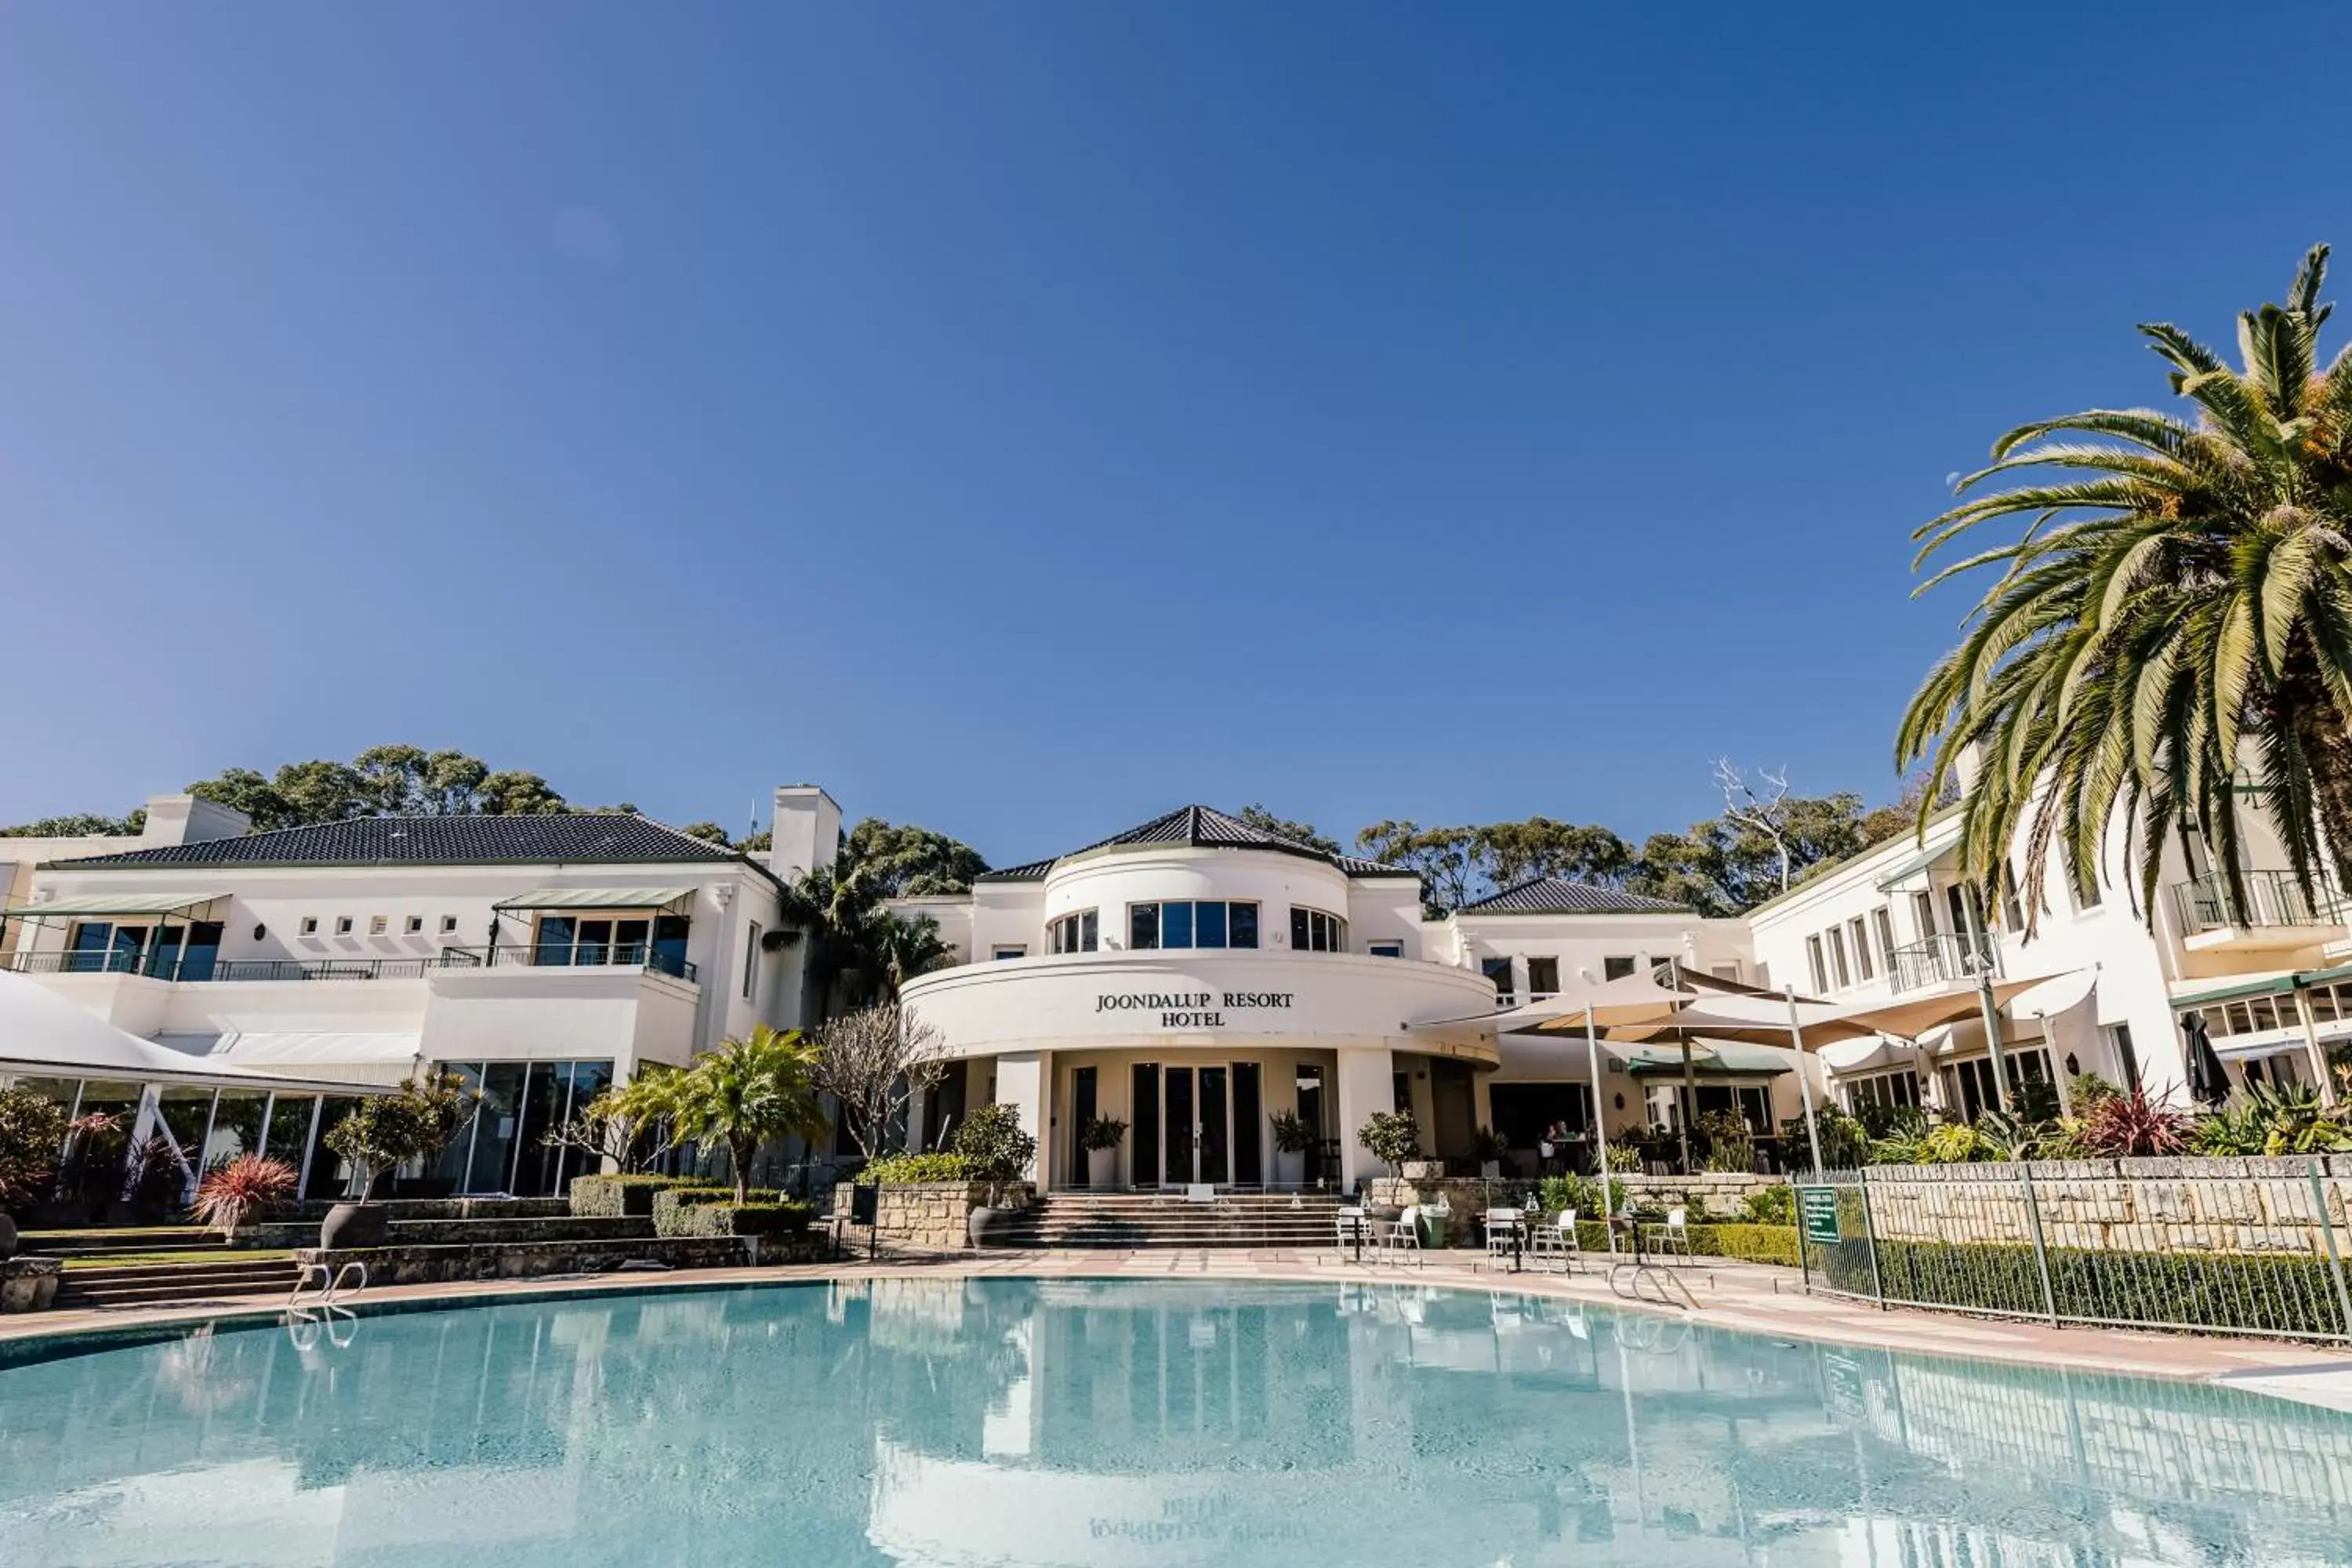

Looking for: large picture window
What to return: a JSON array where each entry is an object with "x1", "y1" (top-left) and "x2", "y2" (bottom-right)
[
  {"x1": 1127, "y1": 901, "x2": 1258, "y2": 951},
  {"x1": 1289, "y1": 906, "x2": 1346, "y2": 953}
]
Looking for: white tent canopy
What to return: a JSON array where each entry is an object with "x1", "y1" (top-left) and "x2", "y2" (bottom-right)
[{"x1": 0, "y1": 972, "x2": 388, "y2": 1093}]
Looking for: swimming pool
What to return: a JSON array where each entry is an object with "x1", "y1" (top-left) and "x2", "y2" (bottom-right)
[{"x1": 3, "y1": 1279, "x2": 2349, "y2": 1565}]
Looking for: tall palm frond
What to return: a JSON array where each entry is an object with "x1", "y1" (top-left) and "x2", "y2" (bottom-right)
[{"x1": 1900, "y1": 245, "x2": 2352, "y2": 931}]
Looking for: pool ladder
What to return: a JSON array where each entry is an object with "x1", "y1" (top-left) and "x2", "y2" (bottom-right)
[{"x1": 287, "y1": 1260, "x2": 368, "y2": 1319}]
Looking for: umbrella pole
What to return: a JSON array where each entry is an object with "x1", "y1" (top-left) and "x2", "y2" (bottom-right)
[
  {"x1": 1586, "y1": 1003, "x2": 1617, "y2": 1256},
  {"x1": 1784, "y1": 983, "x2": 1825, "y2": 1180},
  {"x1": 1670, "y1": 956, "x2": 1694, "y2": 1174},
  {"x1": 1960, "y1": 884, "x2": 2012, "y2": 1111}
]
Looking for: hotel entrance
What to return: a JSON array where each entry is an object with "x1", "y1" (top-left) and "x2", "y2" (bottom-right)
[{"x1": 1131, "y1": 1062, "x2": 1264, "y2": 1188}]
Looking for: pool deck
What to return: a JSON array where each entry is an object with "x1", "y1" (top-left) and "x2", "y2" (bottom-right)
[{"x1": 9, "y1": 1247, "x2": 2352, "y2": 1401}]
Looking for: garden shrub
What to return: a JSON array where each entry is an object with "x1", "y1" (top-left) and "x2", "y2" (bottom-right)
[
  {"x1": 1743, "y1": 1185, "x2": 1797, "y2": 1226},
  {"x1": 858, "y1": 1152, "x2": 979, "y2": 1184},
  {"x1": 570, "y1": 1173, "x2": 696, "y2": 1218},
  {"x1": 1570, "y1": 1220, "x2": 1798, "y2": 1268},
  {"x1": 1536, "y1": 1173, "x2": 1602, "y2": 1218},
  {"x1": 652, "y1": 1185, "x2": 808, "y2": 1237}
]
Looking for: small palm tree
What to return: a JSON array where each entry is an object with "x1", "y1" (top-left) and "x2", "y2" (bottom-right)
[
  {"x1": 672, "y1": 1025, "x2": 831, "y2": 1203},
  {"x1": 1901, "y1": 245, "x2": 2352, "y2": 924},
  {"x1": 869, "y1": 912, "x2": 955, "y2": 998}
]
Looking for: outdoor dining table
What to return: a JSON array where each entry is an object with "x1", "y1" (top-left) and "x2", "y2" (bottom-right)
[{"x1": 1606, "y1": 1213, "x2": 1646, "y2": 1264}]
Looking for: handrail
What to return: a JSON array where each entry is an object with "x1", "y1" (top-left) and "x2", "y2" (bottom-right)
[
  {"x1": 1886, "y1": 932, "x2": 1999, "y2": 993},
  {"x1": 437, "y1": 946, "x2": 699, "y2": 982},
  {"x1": 286, "y1": 1259, "x2": 368, "y2": 1318},
  {"x1": 6, "y1": 946, "x2": 696, "y2": 984}
]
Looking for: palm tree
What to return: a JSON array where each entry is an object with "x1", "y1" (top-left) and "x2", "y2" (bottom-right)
[
  {"x1": 671, "y1": 1025, "x2": 831, "y2": 1202},
  {"x1": 869, "y1": 911, "x2": 955, "y2": 998},
  {"x1": 1899, "y1": 245, "x2": 2352, "y2": 928}
]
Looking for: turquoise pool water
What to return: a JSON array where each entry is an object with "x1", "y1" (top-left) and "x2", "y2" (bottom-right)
[{"x1": 3, "y1": 1279, "x2": 2350, "y2": 1566}]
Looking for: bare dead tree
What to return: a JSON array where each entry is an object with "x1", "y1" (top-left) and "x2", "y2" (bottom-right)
[
  {"x1": 540, "y1": 1073, "x2": 686, "y2": 1174},
  {"x1": 813, "y1": 1001, "x2": 953, "y2": 1160},
  {"x1": 1715, "y1": 757, "x2": 1796, "y2": 894}
]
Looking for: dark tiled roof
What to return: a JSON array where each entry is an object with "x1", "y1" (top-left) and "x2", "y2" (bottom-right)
[
  {"x1": 971, "y1": 804, "x2": 1418, "y2": 884},
  {"x1": 1457, "y1": 877, "x2": 1694, "y2": 915},
  {"x1": 47, "y1": 814, "x2": 750, "y2": 870}
]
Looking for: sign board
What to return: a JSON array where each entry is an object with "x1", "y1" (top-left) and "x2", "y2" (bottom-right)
[
  {"x1": 850, "y1": 1182, "x2": 880, "y2": 1227},
  {"x1": 1798, "y1": 1185, "x2": 1842, "y2": 1245}
]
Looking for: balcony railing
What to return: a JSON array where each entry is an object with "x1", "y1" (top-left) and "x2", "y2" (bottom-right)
[
  {"x1": 1887, "y1": 931, "x2": 1999, "y2": 993},
  {"x1": 2172, "y1": 870, "x2": 2350, "y2": 935},
  {"x1": 438, "y1": 944, "x2": 699, "y2": 983},
  {"x1": 1, "y1": 946, "x2": 695, "y2": 984}
]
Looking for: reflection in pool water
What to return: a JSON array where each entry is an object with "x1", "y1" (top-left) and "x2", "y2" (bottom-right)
[{"x1": 2, "y1": 1279, "x2": 2350, "y2": 1566}]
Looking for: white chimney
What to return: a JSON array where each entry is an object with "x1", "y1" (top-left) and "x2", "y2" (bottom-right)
[{"x1": 768, "y1": 785, "x2": 841, "y2": 884}]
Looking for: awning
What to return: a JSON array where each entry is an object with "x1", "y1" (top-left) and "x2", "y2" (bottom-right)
[
  {"x1": 2172, "y1": 964, "x2": 2352, "y2": 1011},
  {"x1": 201, "y1": 1030, "x2": 423, "y2": 1087},
  {"x1": 1416, "y1": 969, "x2": 1697, "y2": 1032},
  {"x1": 1822, "y1": 975, "x2": 2060, "y2": 1041},
  {"x1": 1621, "y1": 1042, "x2": 1795, "y2": 1077},
  {"x1": 0, "y1": 972, "x2": 390, "y2": 1091},
  {"x1": 1871, "y1": 837, "x2": 1955, "y2": 892},
  {"x1": 492, "y1": 886, "x2": 693, "y2": 913},
  {"x1": 1, "y1": 891, "x2": 227, "y2": 919}
]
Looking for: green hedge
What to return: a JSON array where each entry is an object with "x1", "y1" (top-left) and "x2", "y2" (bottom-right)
[
  {"x1": 652, "y1": 1186, "x2": 811, "y2": 1238},
  {"x1": 569, "y1": 1174, "x2": 698, "y2": 1218},
  {"x1": 1555, "y1": 1218, "x2": 1800, "y2": 1268},
  {"x1": 858, "y1": 1152, "x2": 979, "y2": 1184},
  {"x1": 1811, "y1": 1234, "x2": 2352, "y2": 1338}
]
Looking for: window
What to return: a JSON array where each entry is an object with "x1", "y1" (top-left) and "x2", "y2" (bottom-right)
[
  {"x1": 1847, "y1": 917, "x2": 1875, "y2": 982},
  {"x1": 441, "y1": 915, "x2": 459, "y2": 935},
  {"x1": 1481, "y1": 956, "x2": 1514, "y2": 1003},
  {"x1": 2107, "y1": 1022, "x2": 2141, "y2": 1092},
  {"x1": 334, "y1": 916, "x2": 354, "y2": 936},
  {"x1": 1826, "y1": 927, "x2": 1852, "y2": 989},
  {"x1": 743, "y1": 922, "x2": 760, "y2": 998},
  {"x1": 1367, "y1": 939, "x2": 1403, "y2": 959},
  {"x1": 1049, "y1": 909, "x2": 1098, "y2": 954},
  {"x1": 1872, "y1": 907, "x2": 1896, "y2": 967},
  {"x1": 1602, "y1": 955, "x2": 1635, "y2": 981},
  {"x1": 1288, "y1": 906, "x2": 1346, "y2": 953},
  {"x1": 299, "y1": 917, "x2": 319, "y2": 937},
  {"x1": 2000, "y1": 861, "x2": 2026, "y2": 931},
  {"x1": 1911, "y1": 891, "x2": 1936, "y2": 939},
  {"x1": 1842, "y1": 1069, "x2": 1920, "y2": 1115},
  {"x1": 1127, "y1": 901, "x2": 1258, "y2": 951},
  {"x1": 993, "y1": 946, "x2": 1026, "y2": 960},
  {"x1": 1805, "y1": 935, "x2": 1828, "y2": 994},
  {"x1": 368, "y1": 915, "x2": 389, "y2": 936},
  {"x1": 405, "y1": 915, "x2": 423, "y2": 935},
  {"x1": 1526, "y1": 956, "x2": 1559, "y2": 998}
]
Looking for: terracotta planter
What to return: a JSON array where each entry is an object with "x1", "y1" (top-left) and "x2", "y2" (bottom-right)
[{"x1": 320, "y1": 1203, "x2": 388, "y2": 1250}]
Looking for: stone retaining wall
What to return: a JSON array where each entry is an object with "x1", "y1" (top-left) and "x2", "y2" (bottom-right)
[
  {"x1": 1854, "y1": 1157, "x2": 2352, "y2": 1256},
  {"x1": 245, "y1": 1215, "x2": 654, "y2": 1250},
  {"x1": 1, "y1": 1257, "x2": 60, "y2": 1313},
  {"x1": 1367, "y1": 1171, "x2": 1782, "y2": 1244},
  {"x1": 267, "y1": 1196, "x2": 572, "y2": 1223},
  {"x1": 294, "y1": 1235, "x2": 817, "y2": 1286},
  {"x1": 829, "y1": 1182, "x2": 1031, "y2": 1252}
]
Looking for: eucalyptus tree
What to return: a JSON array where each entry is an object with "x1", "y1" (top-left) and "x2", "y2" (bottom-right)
[{"x1": 1900, "y1": 246, "x2": 2352, "y2": 927}]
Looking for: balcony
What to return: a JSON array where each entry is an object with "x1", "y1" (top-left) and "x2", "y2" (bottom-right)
[
  {"x1": 2172, "y1": 870, "x2": 2349, "y2": 950},
  {"x1": 2, "y1": 945, "x2": 695, "y2": 984},
  {"x1": 1887, "y1": 932, "x2": 1999, "y2": 993}
]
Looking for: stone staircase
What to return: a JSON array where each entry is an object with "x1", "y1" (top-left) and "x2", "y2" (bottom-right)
[
  {"x1": 50, "y1": 1256, "x2": 305, "y2": 1311},
  {"x1": 985, "y1": 1191, "x2": 1346, "y2": 1249}
]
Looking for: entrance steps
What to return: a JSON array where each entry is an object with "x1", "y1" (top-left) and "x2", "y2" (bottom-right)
[
  {"x1": 987, "y1": 1191, "x2": 1345, "y2": 1249},
  {"x1": 51, "y1": 1257, "x2": 306, "y2": 1311}
]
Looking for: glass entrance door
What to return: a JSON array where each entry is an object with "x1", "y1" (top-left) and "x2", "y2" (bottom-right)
[{"x1": 1160, "y1": 1065, "x2": 1235, "y2": 1186}]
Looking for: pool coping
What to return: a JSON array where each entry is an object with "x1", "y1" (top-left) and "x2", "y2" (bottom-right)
[{"x1": 7, "y1": 1250, "x2": 2352, "y2": 1396}]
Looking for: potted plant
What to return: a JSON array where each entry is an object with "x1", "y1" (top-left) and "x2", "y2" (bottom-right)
[
  {"x1": 1356, "y1": 1110, "x2": 1421, "y2": 1186},
  {"x1": 190, "y1": 1155, "x2": 299, "y2": 1243},
  {"x1": 1080, "y1": 1116, "x2": 1127, "y2": 1189},
  {"x1": 1269, "y1": 1109, "x2": 1314, "y2": 1189},
  {"x1": 318, "y1": 1071, "x2": 484, "y2": 1250},
  {"x1": 1472, "y1": 1124, "x2": 1508, "y2": 1179},
  {"x1": 952, "y1": 1104, "x2": 1038, "y2": 1247}
]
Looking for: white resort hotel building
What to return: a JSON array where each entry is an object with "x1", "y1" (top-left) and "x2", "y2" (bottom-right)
[{"x1": 5, "y1": 773, "x2": 2350, "y2": 1198}]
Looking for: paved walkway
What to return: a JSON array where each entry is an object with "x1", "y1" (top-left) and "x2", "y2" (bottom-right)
[{"x1": 9, "y1": 1247, "x2": 2352, "y2": 1392}]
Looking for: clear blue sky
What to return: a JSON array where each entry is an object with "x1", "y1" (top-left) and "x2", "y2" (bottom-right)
[{"x1": 5, "y1": 5, "x2": 2349, "y2": 868}]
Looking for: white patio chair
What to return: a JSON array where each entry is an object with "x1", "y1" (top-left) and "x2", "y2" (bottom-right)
[
  {"x1": 1334, "y1": 1206, "x2": 1373, "y2": 1258},
  {"x1": 1483, "y1": 1207, "x2": 1524, "y2": 1265},
  {"x1": 1652, "y1": 1205, "x2": 1693, "y2": 1265},
  {"x1": 1376, "y1": 1204, "x2": 1423, "y2": 1265},
  {"x1": 1526, "y1": 1210, "x2": 1582, "y2": 1273}
]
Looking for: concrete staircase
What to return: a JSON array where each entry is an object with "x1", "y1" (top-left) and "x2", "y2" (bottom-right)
[{"x1": 986, "y1": 1191, "x2": 1345, "y2": 1249}]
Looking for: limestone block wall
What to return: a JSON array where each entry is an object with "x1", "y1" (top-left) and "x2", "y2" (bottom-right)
[
  {"x1": 830, "y1": 1181, "x2": 1031, "y2": 1251},
  {"x1": 1855, "y1": 1156, "x2": 2352, "y2": 1256}
]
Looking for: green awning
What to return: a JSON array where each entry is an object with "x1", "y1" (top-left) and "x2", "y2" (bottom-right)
[
  {"x1": 1872, "y1": 838, "x2": 1955, "y2": 892},
  {"x1": 492, "y1": 886, "x2": 693, "y2": 913},
  {"x1": 0, "y1": 891, "x2": 227, "y2": 919},
  {"x1": 1623, "y1": 1042, "x2": 1792, "y2": 1076},
  {"x1": 2173, "y1": 962, "x2": 2352, "y2": 1011}
]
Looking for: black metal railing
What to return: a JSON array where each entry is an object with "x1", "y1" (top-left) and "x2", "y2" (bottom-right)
[
  {"x1": 437, "y1": 945, "x2": 698, "y2": 982},
  {"x1": 2173, "y1": 870, "x2": 2350, "y2": 935},
  {"x1": 209, "y1": 953, "x2": 485, "y2": 982},
  {"x1": 2, "y1": 949, "x2": 148, "y2": 976},
  {"x1": 1886, "y1": 931, "x2": 1999, "y2": 993}
]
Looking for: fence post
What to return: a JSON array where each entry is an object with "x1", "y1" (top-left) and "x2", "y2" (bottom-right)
[
  {"x1": 1859, "y1": 1171, "x2": 1886, "y2": 1311},
  {"x1": 2020, "y1": 1164, "x2": 2059, "y2": 1327},
  {"x1": 1795, "y1": 1178, "x2": 1812, "y2": 1295},
  {"x1": 2309, "y1": 1160, "x2": 2352, "y2": 1344}
]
